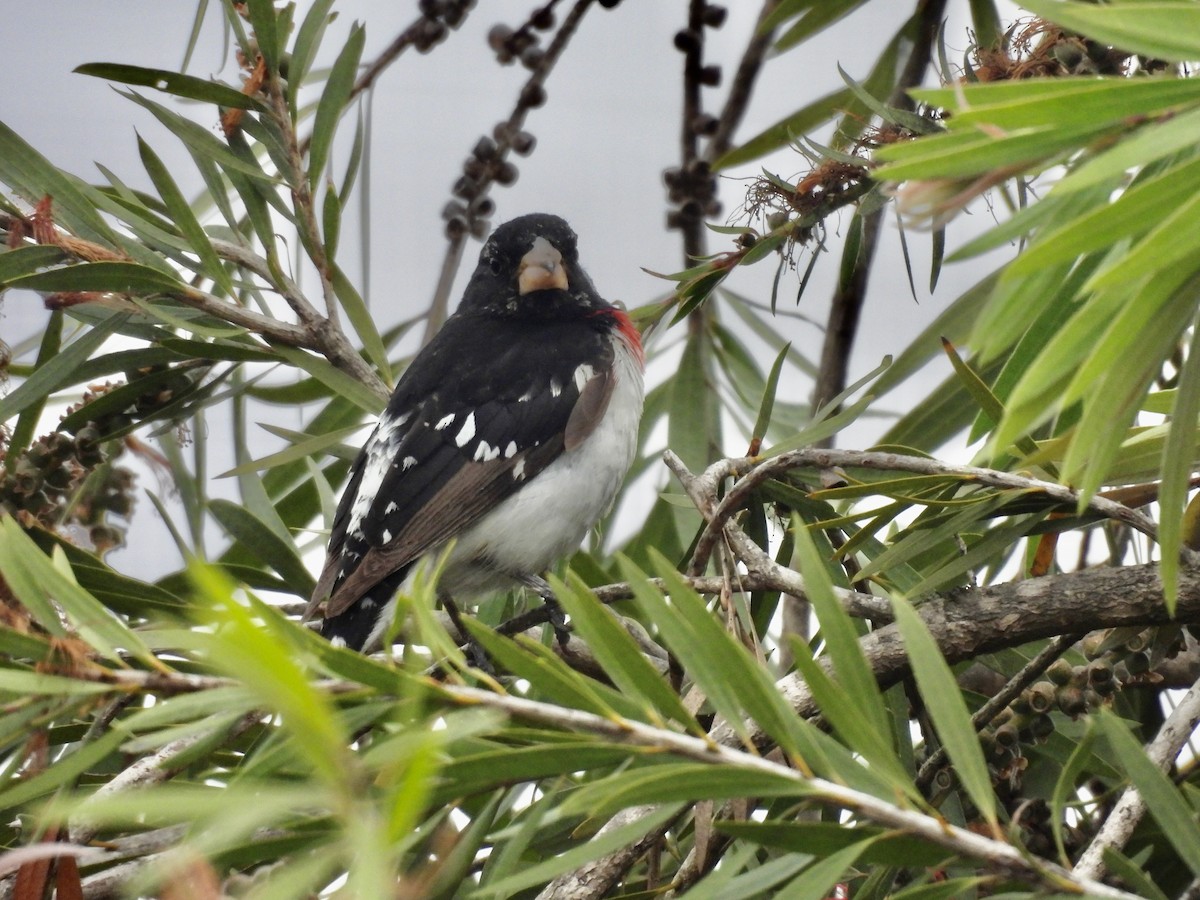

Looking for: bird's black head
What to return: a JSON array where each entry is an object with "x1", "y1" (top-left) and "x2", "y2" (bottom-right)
[{"x1": 460, "y1": 213, "x2": 605, "y2": 317}]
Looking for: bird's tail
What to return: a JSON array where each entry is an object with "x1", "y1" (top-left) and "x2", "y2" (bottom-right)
[{"x1": 319, "y1": 569, "x2": 408, "y2": 652}]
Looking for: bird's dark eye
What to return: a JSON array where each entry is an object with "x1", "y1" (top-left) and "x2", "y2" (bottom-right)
[{"x1": 489, "y1": 256, "x2": 504, "y2": 275}]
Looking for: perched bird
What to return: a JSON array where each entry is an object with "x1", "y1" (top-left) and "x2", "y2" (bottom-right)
[{"x1": 307, "y1": 214, "x2": 645, "y2": 651}]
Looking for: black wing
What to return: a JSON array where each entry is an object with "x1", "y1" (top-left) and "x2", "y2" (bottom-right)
[{"x1": 308, "y1": 310, "x2": 614, "y2": 619}]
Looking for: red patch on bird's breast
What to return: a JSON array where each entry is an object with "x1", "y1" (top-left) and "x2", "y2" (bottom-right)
[{"x1": 594, "y1": 307, "x2": 644, "y2": 368}]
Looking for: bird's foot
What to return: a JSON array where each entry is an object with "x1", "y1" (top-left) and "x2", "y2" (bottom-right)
[{"x1": 519, "y1": 574, "x2": 570, "y2": 647}]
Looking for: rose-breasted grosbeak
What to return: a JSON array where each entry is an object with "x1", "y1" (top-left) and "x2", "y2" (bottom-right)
[{"x1": 307, "y1": 214, "x2": 645, "y2": 651}]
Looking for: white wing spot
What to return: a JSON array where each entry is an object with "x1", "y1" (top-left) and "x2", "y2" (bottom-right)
[
  {"x1": 549, "y1": 377, "x2": 562, "y2": 398},
  {"x1": 384, "y1": 501, "x2": 399, "y2": 514},
  {"x1": 455, "y1": 412, "x2": 477, "y2": 448},
  {"x1": 473, "y1": 441, "x2": 501, "y2": 462},
  {"x1": 381, "y1": 530, "x2": 392, "y2": 543},
  {"x1": 573, "y1": 363, "x2": 596, "y2": 392},
  {"x1": 513, "y1": 457, "x2": 527, "y2": 480},
  {"x1": 434, "y1": 413, "x2": 455, "y2": 431},
  {"x1": 518, "y1": 387, "x2": 534, "y2": 403},
  {"x1": 504, "y1": 440, "x2": 518, "y2": 458}
]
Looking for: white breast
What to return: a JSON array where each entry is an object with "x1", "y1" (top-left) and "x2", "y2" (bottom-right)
[{"x1": 441, "y1": 331, "x2": 645, "y2": 595}]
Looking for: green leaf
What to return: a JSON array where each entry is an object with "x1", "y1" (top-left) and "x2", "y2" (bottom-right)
[
  {"x1": 331, "y1": 264, "x2": 391, "y2": 385},
  {"x1": 190, "y1": 566, "x2": 349, "y2": 786},
  {"x1": 309, "y1": 23, "x2": 365, "y2": 190},
  {"x1": 464, "y1": 621, "x2": 630, "y2": 719},
  {"x1": 75, "y1": 62, "x2": 264, "y2": 110},
  {"x1": 269, "y1": 343, "x2": 385, "y2": 412},
  {"x1": 562, "y1": 762, "x2": 804, "y2": 820},
  {"x1": 218, "y1": 422, "x2": 366, "y2": 477},
  {"x1": 6, "y1": 260, "x2": 182, "y2": 294},
  {"x1": 790, "y1": 524, "x2": 913, "y2": 790},
  {"x1": 1021, "y1": 0, "x2": 1200, "y2": 63},
  {"x1": 137, "y1": 135, "x2": 235, "y2": 297},
  {"x1": 891, "y1": 595, "x2": 997, "y2": 827},
  {"x1": 0, "y1": 244, "x2": 68, "y2": 282},
  {"x1": 209, "y1": 499, "x2": 317, "y2": 597},
  {"x1": 777, "y1": 835, "x2": 878, "y2": 900},
  {"x1": 0, "y1": 519, "x2": 161, "y2": 668},
  {"x1": 713, "y1": 88, "x2": 852, "y2": 170},
  {"x1": 289, "y1": 0, "x2": 339, "y2": 115},
  {"x1": 0, "y1": 312, "x2": 127, "y2": 424},
  {"x1": 548, "y1": 572, "x2": 699, "y2": 730},
  {"x1": 669, "y1": 331, "x2": 720, "y2": 471},
  {"x1": 0, "y1": 120, "x2": 123, "y2": 248},
  {"x1": 470, "y1": 804, "x2": 680, "y2": 899},
  {"x1": 245, "y1": 0, "x2": 282, "y2": 71},
  {"x1": 1097, "y1": 709, "x2": 1200, "y2": 875},
  {"x1": 1158, "y1": 319, "x2": 1200, "y2": 613},
  {"x1": 1007, "y1": 155, "x2": 1200, "y2": 278},
  {"x1": 0, "y1": 727, "x2": 127, "y2": 814}
]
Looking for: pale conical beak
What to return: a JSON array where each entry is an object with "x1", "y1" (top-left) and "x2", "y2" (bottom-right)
[{"x1": 517, "y1": 236, "x2": 569, "y2": 295}]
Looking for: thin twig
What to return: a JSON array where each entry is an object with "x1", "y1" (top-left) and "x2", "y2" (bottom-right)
[
  {"x1": 704, "y1": 0, "x2": 784, "y2": 164},
  {"x1": 423, "y1": 0, "x2": 595, "y2": 344}
]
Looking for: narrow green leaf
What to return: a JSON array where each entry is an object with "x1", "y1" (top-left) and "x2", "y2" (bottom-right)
[
  {"x1": 218, "y1": 422, "x2": 365, "y2": 477},
  {"x1": 778, "y1": 835, "x2": 878, "y2": 900},
  {"x1": 669, "y1": 332, "x2": 719, "y2": 471},
  {"x1": 1158, "y1": 319, "x2": 1200, "y2": 613},
  {"x1": 891, "y1": 595, "x2": 997, "y2": 827},
  {"x1": 1021, "y1": 0, "x2": 1200, "y2": 63},
  {"x1": 0, "y1": 120, "x2": 122, "y2": 247},
  {"x1": 75, "y1": 62, "x2": 264, "y2": 110},
  {"x1": 0, "y1": 244, "x2": 68, "y2": 282},
  {"x1": 309, "y1": 23, "x2": 365, "y2": 189},
  {"x1": 331, "y1": 264, "x2": 391, "y2": 384},
  {"x1": 5, "y1": 309, "x2": 63, "y2": 463},
  {"x1": 0, "y1": 728, "x2": 127, "y2": 814},
  {"x1": 562, "y1": 763, "x2": 803, "y2": 820},
  {"x1": 1100, "y1": 848, "x2": 1171, "y2": 900},
  {"x1": 0, "y1": 519, "x2": 160, "y2": 668},
  {"x1": 245, "y1": 0, "x2": 282, "y2": 71},
  {"x1": 191, "y1": 566, "x2": 348, "y2": 786},
  {"x1": 465, "y1": 621, "x2": 629, "y2": 719},
  {"x1": 751, "y1": 343, "x2": 790, "y2": 445},
  {"x1": 0, "y1": 312, "x2": 126, "y2": 421},
  {"x1": 470, "y1": 805, "x2": 680, "y2": 899},
  {"x1": 549, "y1": 572, "x2": 698, "y2": 730},
  {"x1": 0, "y1": 667, "x2": 114, "y2": 697},
  {"x1": 6, "y1": 260, "x2": 182, "y2": 294},
  {"x1": 209, "y1": 499, "x2": 316, "y2": 596},
  {"x1": 269, "y1": 343, "x2": 384, "y2": 412},
  {"x1": 289, "y1": 0, "x2": 338, "y2": 113},
  {"x1": 790, "y1": 524, "x2": 898, "y2": 765},
  {"x1": 1097, "y1": 709, "x2": 1200, "y2": 875},
  {"x1": 713, "y1": 88, "x2": 852, "y2": 171},
  {"x1": 137, "y1": 135, "x2": 235, "y2": 297}
]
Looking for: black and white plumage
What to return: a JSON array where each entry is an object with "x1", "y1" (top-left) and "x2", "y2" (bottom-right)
[{"x1": 307, "y1": 213, "x2": 645, "y2": 651}]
